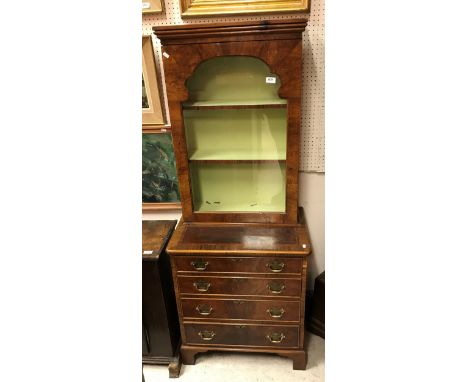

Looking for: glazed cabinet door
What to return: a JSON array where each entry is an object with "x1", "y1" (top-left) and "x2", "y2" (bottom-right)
[{"x1": 155, "y1": 20, "x2": 306, "y2": 223}]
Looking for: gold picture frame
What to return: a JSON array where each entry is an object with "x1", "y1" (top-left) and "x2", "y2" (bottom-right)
[
  {"x1": 142, "y1": 0, "x2": 164, "y2": 14},
  {"x1": 142, "y1": 36, "x2": 165, "y2": 126},
  {"x1": 179, "y1": 0, "x2": 310, "y2": 17}
]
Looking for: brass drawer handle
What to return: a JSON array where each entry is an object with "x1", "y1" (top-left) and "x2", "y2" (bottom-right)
[
  {"x1": 235, "y1": 325, "x2": 246, "y2": 329},
  {"x1": 193, "y1": 281, "x2": 211, "y2": 292},
  {"x1": 196, "y1": 304, "x2": 213, "y2": 316},
  {"x1": 191, "y1": 259, "x2": 208, "y2": 271},
  {"x1": 267, "y1": 307, "x2": 285, "y2": 318},
  {"x1": 267, "y1": 281, "x2": 285, "y2": 294},
  {"x1": 232, "y1": 300, "x2": 246, "y2": 305},
  {"x1": 198, "y1": 330, "x2": 216, "y2": 341},
  {"x1": 266, "y1": 260, "x2": 285, "y2": 273},
  {"x1": 267, "y1": 332, "x2": 285, "y2": 344}
]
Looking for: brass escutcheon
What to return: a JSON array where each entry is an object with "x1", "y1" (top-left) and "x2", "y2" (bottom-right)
[{"x1": 232, "y1": 300, "x2": 246, "y2": 305}]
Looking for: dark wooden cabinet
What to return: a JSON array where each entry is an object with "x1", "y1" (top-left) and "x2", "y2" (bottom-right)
[
  {"x1": 306, "y1": 271, "x2": 325, "y2": 338},
  {"x1": 153, "y1": 20, "x2": 311, "y2": 370},
  {"x1": 142, "y1": 220, "x2": 181, "y2": 378}
]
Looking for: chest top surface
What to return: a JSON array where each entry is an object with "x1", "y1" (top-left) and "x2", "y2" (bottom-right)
[
  {"x1": 167, "y1": 210, "x2": 310, "y2": 256},
  {"x1": 142, "y1": 220, "x2": 177, "y2": 260}
]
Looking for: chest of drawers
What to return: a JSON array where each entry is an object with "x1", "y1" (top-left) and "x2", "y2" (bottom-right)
[{"x1": 166, "y1": 213, "x2": 311, "y2": 370}]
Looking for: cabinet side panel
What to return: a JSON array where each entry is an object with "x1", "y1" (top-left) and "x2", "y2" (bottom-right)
[
  {"x1": 159, "y1": 249, "x2": 181, "y2": 353},
  {"x1": 142, "y1": 261, "x2": 174, "y2": 357}
]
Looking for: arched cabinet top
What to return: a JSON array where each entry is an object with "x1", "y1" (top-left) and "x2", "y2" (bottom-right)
[
  {"x1": 185, "y1": 56, "x2": 283, "y2": 105},
  {"x1": 154, "y1": 20, "x2": 306, "y2": 102}
]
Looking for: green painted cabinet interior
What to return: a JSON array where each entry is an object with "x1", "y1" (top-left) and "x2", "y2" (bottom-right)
[{"x1": 183, "y1": 56, "x2": 287, "y2": 213}]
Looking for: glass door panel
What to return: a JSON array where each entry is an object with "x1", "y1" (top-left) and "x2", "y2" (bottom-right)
[
  {"x1": 190, "y1": 162, "x2": 286, "y2": 213},
  {"x1": 184, "y1": 108, "x2": 287, "y2": 160},
  {"x1": 185, "y1": 56, "x2": 282, "y2": 104},
  {"x1": 183, "y1": 56, "x2": 288, "y2": 214}
]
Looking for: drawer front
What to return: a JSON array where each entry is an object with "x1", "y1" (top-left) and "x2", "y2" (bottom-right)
[
  {"x1": 177, "y1": 276, "x2": 302, "y2": 297},
  {"x1": 181, "y1": 298, "x2": 301, "y2": 322},
  {"x1": 174, "y1": 256, "x2": 302, "y2": 274},
  {"x1": 184, "y1": 323, "x2": 299, "y2": 348}
]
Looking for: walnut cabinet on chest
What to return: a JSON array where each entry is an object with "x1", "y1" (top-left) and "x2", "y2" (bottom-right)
[{"x1": 153, "y1": 19, "x2": 311, "y2": 370}]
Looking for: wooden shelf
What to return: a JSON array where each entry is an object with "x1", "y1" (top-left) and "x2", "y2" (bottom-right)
[
  {"x1": 189, "y1": 161, "x2": 286, "y2": 215},
  {"x1": 183, "y1": 99, "x2": 287, "y2": 110},
  {"x1": 190, "y1": 159, "x2": 285, "y2": 164},
  {"x1": 193, "y1": 200, "x2": 285, "y2": 213},
  {"x1": 189, "y1": 149, "x2": 286, "y2": 161}
]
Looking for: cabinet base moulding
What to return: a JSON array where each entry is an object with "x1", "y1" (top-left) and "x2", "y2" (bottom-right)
[{"x1": 180, "y1": 344, "x2": 307, "y2": 370}]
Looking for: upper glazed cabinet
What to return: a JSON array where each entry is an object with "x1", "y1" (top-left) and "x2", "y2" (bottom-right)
[{"x1": 154, "y1": 20, "x2": 307, "y2": 224}]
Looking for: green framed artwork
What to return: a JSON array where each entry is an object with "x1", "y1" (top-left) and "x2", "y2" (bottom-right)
[{"x1": 142, "y1": 132, "x2": 181, "y2": 210}]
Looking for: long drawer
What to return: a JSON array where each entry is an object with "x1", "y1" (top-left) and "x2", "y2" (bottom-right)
[
  {"x1": 184, "y1": 322, "x2": 300, "y2": 348},
  {"x1": 181, "y1": 298, "x2": 301, "y2": 322},
  {"x1": 177, "y1": 276, "x2": 302, "y2": 297},
  {"x1": 174, "y1": 256, "x2": 303, "y2": 274}
]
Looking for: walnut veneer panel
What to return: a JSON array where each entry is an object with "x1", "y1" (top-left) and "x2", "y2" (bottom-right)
[
  {"x1": 174, "y1": 256, "x2": 303, "y2": 274},
  {"x1": 184, "y1": 323, "x2": 300, "y2": 348},
  {"x1": 167, "y1": 221, "x2": 310, "y2": 255},
  {"x1": 177, "y1": 275, "x2": 302, "y2": 297},
  {"x1": 181, "y1": 298, "x2": 301, "y2": 322}
]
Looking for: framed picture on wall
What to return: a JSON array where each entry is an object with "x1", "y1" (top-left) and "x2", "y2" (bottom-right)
[
  {"x1": 142, "y1": 0, "x2": 164, "y2": 14},
  {"x1": 142, "y1": 36, "x2": 165, "y2": 126},
  {"x1": 142, "y1": 130, "x2": 181, "y2": 211},
  {"x1": 179, "y1": 0, "x2": 310, "y2": 17}
]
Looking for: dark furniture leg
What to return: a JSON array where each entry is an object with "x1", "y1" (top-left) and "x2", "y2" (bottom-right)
[
  {"x1": 288, "y1": 350, "x2": 308, "y2": 370},
  {"x1": 168, "y1": 352, "x2": 182, "y2": 378},
  {"x1": 180, "y1": 345, "x2": 202, "y2": 365}
]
